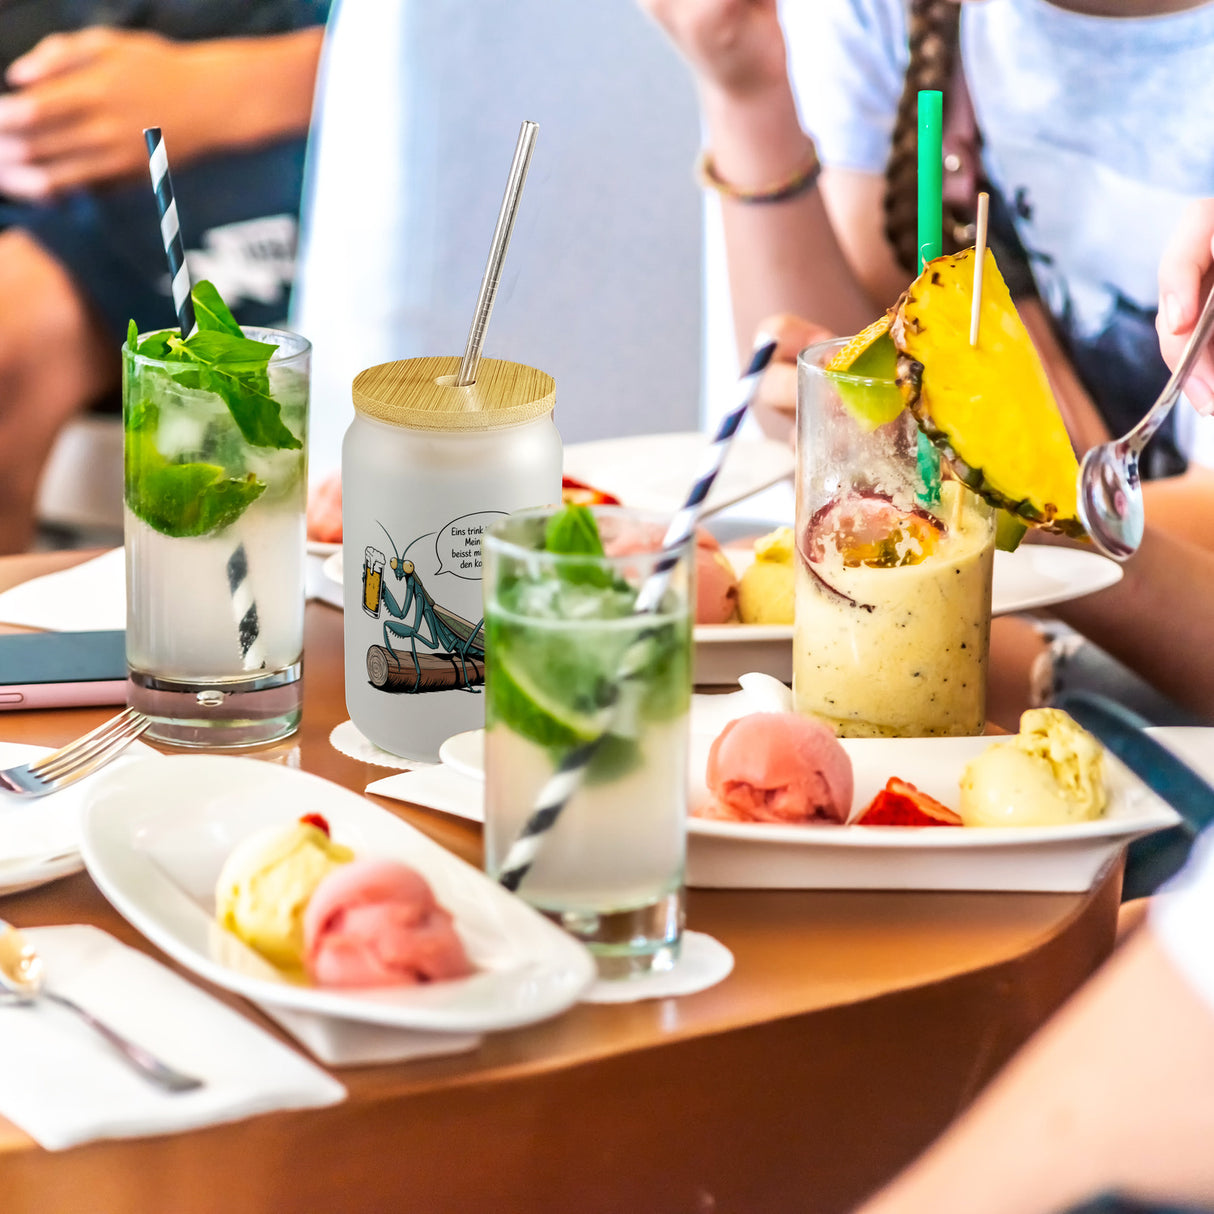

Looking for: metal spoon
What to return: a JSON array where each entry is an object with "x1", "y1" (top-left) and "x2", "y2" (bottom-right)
[
  {"x1": 0, "y1": 920, "x2": 203, "y2": 1093},
  {"x1": 1077, "y1": 284, "x2": 1214, "y2": 560}
]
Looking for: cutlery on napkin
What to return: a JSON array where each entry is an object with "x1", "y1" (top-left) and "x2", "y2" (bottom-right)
[{"x1": 0, "y1": 926, "x2": 344, "y2": 1150}]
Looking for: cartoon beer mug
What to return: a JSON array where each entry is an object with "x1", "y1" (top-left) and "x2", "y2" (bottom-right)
[{"x1": 361, "y1": 547, "x2": 386, "y2": 616}]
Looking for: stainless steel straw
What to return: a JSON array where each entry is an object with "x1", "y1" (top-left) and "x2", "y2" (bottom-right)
[{"x1": 455, "y1": 120, "x2": 540, "y2": 387}]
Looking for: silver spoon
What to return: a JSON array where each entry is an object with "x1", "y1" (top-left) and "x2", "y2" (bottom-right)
[
  {"x1": 1078, "y1": 284, "x2": 1214, "y2": 560},
  {"x1": 0, "y1": 920, "x2": 204, "y2": 1093}
]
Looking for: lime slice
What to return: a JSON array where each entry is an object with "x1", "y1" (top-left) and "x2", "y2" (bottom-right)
[
  {"x1": 488, "y1": 653, "x2": 611, "y2": 751},
  {"x1": 825, "y1": 317, "x2": 906, "y2": 432},
  {"x1": 995, "y1": 509, "x2": 1028, "y2": 553}
]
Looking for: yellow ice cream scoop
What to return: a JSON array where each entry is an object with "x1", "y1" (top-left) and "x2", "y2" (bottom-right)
[
  {"x1": 959, "y1": 708, "x2": 1107, "y2": 827},
  {"x1": 215, "y1": 818, "x2": 354, "y2": 969},
  {"x1": 738, "y1": 527, "x2": 795, "y2": 625}
]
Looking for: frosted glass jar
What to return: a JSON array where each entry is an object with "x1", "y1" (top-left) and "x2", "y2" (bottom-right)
[{"x1": 342, "y1": 356, "x2": 562, "y2": 760}]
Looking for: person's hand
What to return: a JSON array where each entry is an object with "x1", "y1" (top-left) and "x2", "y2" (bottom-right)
[
  {"x1": 0, "y1": 28, "x2": 210, "y2": 201},
  {"x1": 307, "y1": 472, "x2": 343, "y2": 544},
  {"x1": 637, "y1": 0, "x2": 788, "y2": 98},
  {"x1": 1157, "y1": 198, "x2": 1214, "y2": 416},
  {"x1": 752, "y1": 313, "x2": 836, "y2": 446}
]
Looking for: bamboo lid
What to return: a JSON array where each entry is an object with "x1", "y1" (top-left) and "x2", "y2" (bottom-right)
[{"x1": 351, "y1": 356, "x2": 555, "y2": 432}]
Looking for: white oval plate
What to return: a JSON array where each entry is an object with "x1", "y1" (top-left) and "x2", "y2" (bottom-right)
[{"x1": 81, "y1": 755, "x2": 596, "y2": 1032}]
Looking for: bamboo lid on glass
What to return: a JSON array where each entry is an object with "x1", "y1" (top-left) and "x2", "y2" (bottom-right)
[{"x1": 351, "y1": 356, "x2": 555, "y2": 432}]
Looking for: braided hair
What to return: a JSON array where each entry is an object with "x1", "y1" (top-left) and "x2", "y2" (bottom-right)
[{"x1": 883, "y1": 0, "x2": 968, "y2": 273}]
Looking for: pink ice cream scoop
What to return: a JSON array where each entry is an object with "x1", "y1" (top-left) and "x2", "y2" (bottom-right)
[
  {"x1": 303, "y1": 859, "x2": 473, "y2": 988},
  {"x1": 703, "y1": 713, "x2": 853, "y2": 824}
]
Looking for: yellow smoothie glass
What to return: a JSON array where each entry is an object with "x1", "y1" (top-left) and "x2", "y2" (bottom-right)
[{"x1": 794, "y1": 339, "x2": 995, "y2": 738}]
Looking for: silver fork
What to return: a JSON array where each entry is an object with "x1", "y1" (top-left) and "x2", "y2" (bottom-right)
[{"x1": 0, "y1": 708, "x2": 152, "y2": 797}]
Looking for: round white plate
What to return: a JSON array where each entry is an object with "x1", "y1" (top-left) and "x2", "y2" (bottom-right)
[
  {"x1": 307, "y1": 540, "x2": 340, "y2": 558},
  {"x1": 439, "y1": 730, "x2": 485, "y2": 782},
  {"x1": 80, "y1": 755, "x2": 595, "y2": 1032},
  {"x1": 562, "y1": 432, "x2": 795, "y2": 517}
]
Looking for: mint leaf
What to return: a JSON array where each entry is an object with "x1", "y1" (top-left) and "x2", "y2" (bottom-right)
[
  {"x1": 126, "y1": 318, "x2": 138, "y2": 350},
  {"x1": 168, "y1": 331, "x2": 277, "y2": 370},
  {"x1": 136, "y1": 330, "x2": 176, "y2": 360},
  {"x1": 166, "y1": 332, "x2": 300, "y2": 451},
  {"x1": 125, "y1": 423, "x2": 266, "y2": 537},
  {"x1": 544, "y1": 505, "x2": 604, "y2": 556},
  {"x1": 192, "y1": 280, "x2": 243, "y2": 336}
]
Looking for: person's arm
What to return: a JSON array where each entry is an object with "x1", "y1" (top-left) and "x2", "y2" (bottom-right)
[
  {"x1": 857, "y1": 923, "x2": 1214, "y2": 1214},
  {"x1": 641, "y1": 1, "x2": 877, "y2": 354},
  {"x1": 1045, "y1": 525, "x2": 1214, "y2": 719},
  {"x1": 0, "y1": 25, "x2": 324, "y2": 201}
]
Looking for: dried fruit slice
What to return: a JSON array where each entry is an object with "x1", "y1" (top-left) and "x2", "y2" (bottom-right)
[
  {"x1": 824, "y1": 316, "x2": 905, "y2": 432},
  {"x1": 890, "y1": 248, "x2": 1084, "y2": 537},
  {"x1": 855, "y1": 777, "x2": 962, "y2": 826},
  {"x1": 805, "y1": 493, "x2": 944, "y2": 570}
]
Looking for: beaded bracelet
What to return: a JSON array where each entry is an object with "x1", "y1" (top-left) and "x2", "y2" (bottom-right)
[{"x1": 695, "y1": 146, "x2": 822, "y2": 205}]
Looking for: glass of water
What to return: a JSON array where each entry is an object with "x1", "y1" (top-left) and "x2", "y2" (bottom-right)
[
  {"x1": 123, "y1": 327, "x2": 309, "y2": 747},
  {"x1": 481, "y1": 507, "x2": 692, "y2": 979}
]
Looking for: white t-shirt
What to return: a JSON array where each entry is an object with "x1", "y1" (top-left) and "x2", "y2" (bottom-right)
[
  {"x1": 741, "y1": 0, "x2": 1214, "y2": 467},
  {"x1": 293, "y1": 0, "x2": 704, "y2": 483}
]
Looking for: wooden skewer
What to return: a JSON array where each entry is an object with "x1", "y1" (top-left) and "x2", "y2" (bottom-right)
[{"x1": 969, "y1": 191, "x2": 990, "y2": 347}]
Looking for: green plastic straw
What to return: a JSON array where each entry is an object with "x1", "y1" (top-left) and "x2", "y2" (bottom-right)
[
  {"x1": 916, "y1": 89, "x2": 944, "y2": 498},
  {"x1": 917, "y1": 89, "x2": 944, "y2": 271}
]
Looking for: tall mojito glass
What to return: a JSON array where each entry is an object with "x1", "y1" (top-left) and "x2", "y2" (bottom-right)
[
  {"x1": 795, "y1": 338, "x2": 995, "y2": 737},
  {"x1": 482, "y1": 507, "x2": 692, "y2": 978},
  {"x1": 123, "y1": 324, "x2": 309, "y2": 747}
]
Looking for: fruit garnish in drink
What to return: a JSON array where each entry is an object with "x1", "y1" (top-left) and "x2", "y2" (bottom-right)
[
  {"x1": 890, "y1": 248, "x2": 1084, "y2": 538},
  {"x1": 854, "y1": 777, "x2": 962, "y2": 826},
  {"x1": 823, "y1": 315, "x2": 905, "y2": 432},
  {"x1": 485, "y1": 505, "x2": 690, "y2": 782},
  {"x1": 124, "y1": 279, "x2": 304, "y2": 539},
  {"x1": 806, "y1": 493, "x2": 944, "y2": 571}
]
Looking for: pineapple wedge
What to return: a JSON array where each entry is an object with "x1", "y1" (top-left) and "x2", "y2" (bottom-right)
[{"x1": 890, "y1": 248, "x2": 1084, "y2": 538}]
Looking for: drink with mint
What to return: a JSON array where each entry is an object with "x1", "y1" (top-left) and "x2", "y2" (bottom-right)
[
  {"x1": 123, "y1": 281, "x2": 309, "y2": 746},
  {"x1": 482, "y1": 506, "x2": 692, "y2": 978}
]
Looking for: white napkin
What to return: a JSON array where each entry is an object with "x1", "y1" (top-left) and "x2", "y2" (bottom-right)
[
  {"x1": 0, "y1": 926, "x2": 344, "y2": 1150},
  {"x1": 580, "y1": 931, "x2": 734, "y2": 1004},
  {"x1": 0, "y1": 741, "x2": 160, "y2": 869},
  {"x1": 329, "y1": 720, "x2": 419, "y2": 770},
  {"x1": 256, "y1": 1002, "x2": 481, "y2": 1067},
  {"x1": 367, "y1": 765, "x2": 484, "y2": 822},
  {"x1": 0, "y1": 548, "x2": 125, "y2": 632}
]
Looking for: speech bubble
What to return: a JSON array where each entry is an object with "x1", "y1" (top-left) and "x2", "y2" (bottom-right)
[{"x1": 435, "y1": 511, "x2": 506, "y2": 579}]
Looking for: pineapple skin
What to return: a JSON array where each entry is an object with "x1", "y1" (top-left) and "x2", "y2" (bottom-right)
[{"x1": 890, "y1": 249, "x2": 1087, "y2": 540}]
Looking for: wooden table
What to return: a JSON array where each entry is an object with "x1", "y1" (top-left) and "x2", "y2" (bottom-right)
[{"x1": 0, "y1": 550, "x2": 1124, "y2": 1214}]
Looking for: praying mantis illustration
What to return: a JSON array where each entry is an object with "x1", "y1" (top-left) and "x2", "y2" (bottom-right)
[{"x1": 367, "y1": 523, "x2": 485, "y2": 694}]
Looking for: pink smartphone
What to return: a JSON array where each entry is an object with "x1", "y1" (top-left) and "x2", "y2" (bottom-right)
[{"x1": 0, "y1": 630, "x2": 127, "y2": 710}]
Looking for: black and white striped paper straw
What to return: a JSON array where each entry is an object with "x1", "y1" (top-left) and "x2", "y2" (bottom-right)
[
  {"x1": 143, "y1": 127, "x2": 195, "y2": 339},
  {"x1": 144, "y1": 126, "x2": 264, "y2": 671},
  {"x1": 496, "y1": 336, "x2": 778, "y2": 893}
]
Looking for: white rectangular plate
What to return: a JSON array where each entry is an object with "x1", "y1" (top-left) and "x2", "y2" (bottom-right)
[
  {"x1": 81, "y1": 755, "x2": 596, "y2": 1032},
  {"x1": 686, "y1": 732, "x2": 1183, "y2": 893}
]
